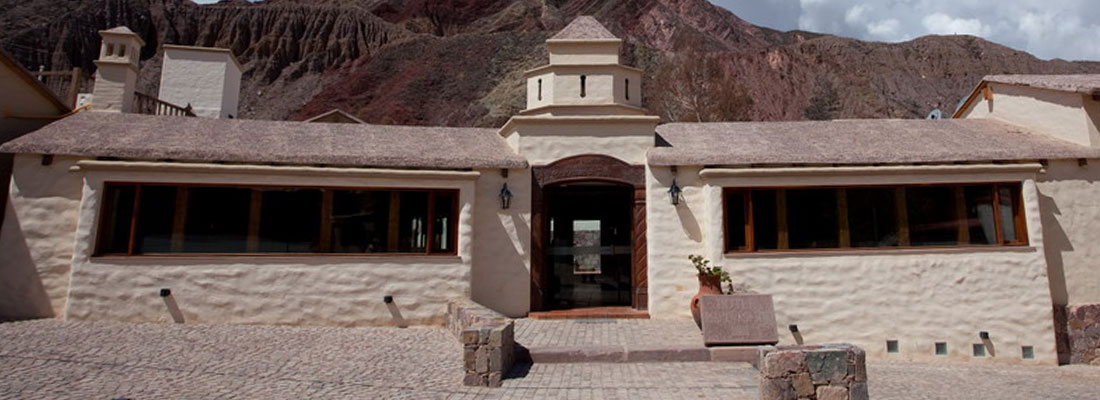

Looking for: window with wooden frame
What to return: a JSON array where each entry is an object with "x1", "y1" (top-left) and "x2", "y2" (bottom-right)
[
  {"x1": 95, "y1": 183, "x2": 459, "y2": 256},
  {"x1": 724, "y1": 183, "x2": 1028, "y2": 253}
]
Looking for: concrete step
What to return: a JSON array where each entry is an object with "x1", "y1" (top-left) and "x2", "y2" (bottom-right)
[{"x1": 516, "y1": 344, "x2": 761, "y2": 364}]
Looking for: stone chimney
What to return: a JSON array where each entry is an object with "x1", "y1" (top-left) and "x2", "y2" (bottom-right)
[
  {"x1": 91, "y1": 26, "x2": 144, "y2": 113},
  {"x1": 158, "y1": 45, "x2": 242, "y2": 118}
]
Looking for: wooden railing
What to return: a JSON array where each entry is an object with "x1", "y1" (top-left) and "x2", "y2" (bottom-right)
[
  {"x1": 30, "y1": 67, "x2": 89, "y2": 109},
  {"x1": 134, "y1": 92, "x2": 196, "y2": 117}
]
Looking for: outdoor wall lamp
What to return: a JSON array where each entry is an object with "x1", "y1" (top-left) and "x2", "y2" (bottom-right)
[
  {"x1": 789, "y1": 324, "x2": 799, "y2": 333},
  {"x1": 979, "y1": 331, "x2": 990, "y2": 340},
  {"x1": 384, "y1": 295, "x2": 394, "y2": 304},
  {"x1": 668, "y1": 166, "x2": 682, "y2": 206},
  {"x1": 499, "y1": 169, "x2": 513, "y2": 210}
]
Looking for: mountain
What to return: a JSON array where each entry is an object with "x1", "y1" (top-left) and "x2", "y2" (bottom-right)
[{"x1": 3, "y1": 0, "x2": 1099, "y2": 126}]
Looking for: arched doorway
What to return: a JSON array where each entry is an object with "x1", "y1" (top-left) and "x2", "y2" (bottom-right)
[{"x1": 531, "y1": 155, "x2": 647, "y2": 313}]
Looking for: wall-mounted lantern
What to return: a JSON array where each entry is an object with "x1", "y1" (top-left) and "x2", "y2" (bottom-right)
[
  {"x1": 668, "y1": 166, "x2": 682, "y2": 206},
  {"x1": 499, "y1": 169, "x2": 513, "y2": 209}
]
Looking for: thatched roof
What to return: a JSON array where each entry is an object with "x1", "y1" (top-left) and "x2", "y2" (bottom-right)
[
  {"x1": 649, "y1": 118, "x2": 1100, "y2": 166},
  {"x1": 984, "y1": 74, "x2": 1100, "y2": 95},
  {"x1": 551, "y1": 16, "x2": 617, "y2": 40},
  {"x1": 0, "y1": 112, "x2": 527, "y2": 169}
]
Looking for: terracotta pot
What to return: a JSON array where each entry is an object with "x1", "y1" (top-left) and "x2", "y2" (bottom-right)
[{"x1": 691, "y1": 274, "x2": 723, "y2": 328}]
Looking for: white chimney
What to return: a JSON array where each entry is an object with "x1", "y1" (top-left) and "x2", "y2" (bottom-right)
[
  {"x1": 158, "y1": 45, "x2": 242, "y2": 118},
  {"x1": 91, "y1": 26, "x2": 144, "y2": 113}
]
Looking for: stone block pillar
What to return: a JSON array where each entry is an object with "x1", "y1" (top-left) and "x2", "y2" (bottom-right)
[{"x1": 758, "y1": 343, "x2": 868, "y2": 400}]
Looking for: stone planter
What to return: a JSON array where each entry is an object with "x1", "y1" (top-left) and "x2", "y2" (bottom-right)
[
  {"x1": 700, "y1": 294, "x2": 779, "y2": 346},
  {"x1": 691, "y1": 274, "x2": 723, "y2": 328}
]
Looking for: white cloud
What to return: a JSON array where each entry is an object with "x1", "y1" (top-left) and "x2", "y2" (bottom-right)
[
  {"x1": 921, "y1": 13, "x2": 989, "y2": 37},
  {"x1": 711, "y1": 0, "x2": 1100, "y2": 60}
]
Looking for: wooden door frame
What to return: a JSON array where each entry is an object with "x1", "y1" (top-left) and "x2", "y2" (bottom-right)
[{"x1": 530, "y1": 154, "x2": 647, "y2": 311}]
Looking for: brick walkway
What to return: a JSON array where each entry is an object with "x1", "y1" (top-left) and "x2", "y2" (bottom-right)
[{"x1": 1, "y1": 319, "x2": 1098, "y2": 399}]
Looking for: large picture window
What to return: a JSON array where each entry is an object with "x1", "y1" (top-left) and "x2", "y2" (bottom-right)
[
  {"x1": 724, "y1": 183, "x2": 1027, "y2": 253},
  {"x1": 96, "y1": 183, "x2": 459, "y2": 256}
]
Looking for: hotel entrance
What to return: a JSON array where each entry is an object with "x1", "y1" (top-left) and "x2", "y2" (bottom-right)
[
  {"x1": 543, "y1": 184, "x2": 633, "y2": 309},
  {"x1": 530, "y1": 155, "x2": 648, "y2": 316}
]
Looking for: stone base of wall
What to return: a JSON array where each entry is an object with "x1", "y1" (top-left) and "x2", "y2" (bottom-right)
[
  {"x1": 758, "y1": 344, "x2": 868, "y2": 400},
  {"x1": 1066, "y1": 304, "x2": 1100, "y2": 365},
  {"x1": 446, "y1": 301, "x2": 515, "y2": 387}
]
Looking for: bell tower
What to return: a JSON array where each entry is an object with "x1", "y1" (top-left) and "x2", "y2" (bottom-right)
[
  {"x1": 523, "y1": 16, "x2": 646, "y2": 116},
  {"x1": 91, "y1": 26, "x2": 144, "y2": 113}
]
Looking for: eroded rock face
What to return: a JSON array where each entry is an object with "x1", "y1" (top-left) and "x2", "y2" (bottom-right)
[{"x1": 4, "y1": 0, "x2": 1100, "y2": 125}]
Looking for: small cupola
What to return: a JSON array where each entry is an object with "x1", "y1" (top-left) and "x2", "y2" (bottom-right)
[
  {"x1": 522, "y1": 16, "x2": 645, "y2": 116},
  {"x1": 91, "y1": 26, "x2": 145, "y2": 113},
  {"x1": 96, "y1": 26, "x2": 143, "y2": 70}
]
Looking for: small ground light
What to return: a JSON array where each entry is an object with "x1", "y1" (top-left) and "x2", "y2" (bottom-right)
[
  {"x1": 935, "y1": 342, "x2": 947, "y2": 355},
  {"x1": 1022, "y1": 346, "x2": 1034, "y2": 359},
  {"x1": 887, "y1": 340, "x2": 899, "y2": 353},
  {"x1": 973, "y1": 343, "x2": 986, "y2": 357}
]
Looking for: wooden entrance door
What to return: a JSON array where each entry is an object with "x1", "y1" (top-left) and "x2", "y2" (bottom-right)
[{"x1": 530, "y1": 155, "x2": 647, "y2": 311}]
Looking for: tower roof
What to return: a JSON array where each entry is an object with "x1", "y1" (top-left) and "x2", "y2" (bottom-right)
[{"x1": 551, "y1": 16, "x2": 617, "y2": 40}]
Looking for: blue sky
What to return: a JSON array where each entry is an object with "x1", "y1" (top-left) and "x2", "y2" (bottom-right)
[
  {"x1": 190, "y1": 0, "x2": 1099, "y2": 61},
  {"x1": 712, "y1": 0, "x2": 1099, "y2": 61}
]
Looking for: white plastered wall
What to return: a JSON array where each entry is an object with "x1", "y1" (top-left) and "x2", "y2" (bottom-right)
[
  {"x1": 646, "y1": 163, "x2": 1059, "y2": 364},
  {"x1": 471, "y1": 168, "x2": 532, "y2": 317},
  {"x1": 62, "y1": 161, "x2": 477, "y2": 326},
  {"x1": 159, "y1": 48, "x2": 240, "y2": 118},
  {"x1": 504, "y1": 118, "x2": 657, "y2": 166},
  {"x1": 962, "y1": 83, "x2": 1100, "y2": 146},
  {"x1": 547, "y1": 41, "x2": 620, "y2": 65},
  {"x1": 0, "y1": 155, "x2": 84, "y2": 319},
  {"x1": 1036, "y1": 159, "x2": 1100, "y2": 307}
]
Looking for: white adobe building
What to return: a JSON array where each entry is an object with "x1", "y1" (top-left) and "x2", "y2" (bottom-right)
[{"x1": 1, "y1": 17, "x2": 1099, "y2": 366}]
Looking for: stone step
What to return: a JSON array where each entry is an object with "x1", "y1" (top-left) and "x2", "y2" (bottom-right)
[{"x1": 516, "y1": 344, "x2": 761, "y2": 364}]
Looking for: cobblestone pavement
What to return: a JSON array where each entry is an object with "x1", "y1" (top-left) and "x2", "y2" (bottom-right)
[
  {"x1": 1, "y1": 320, "x2": 1099, "y2": 399},
  {"x1": 514, "y1": 318, "x2": 704, "y2": 347},
  {"x1": 0, "y1": 320, "x2": 752, "y2": 399}
]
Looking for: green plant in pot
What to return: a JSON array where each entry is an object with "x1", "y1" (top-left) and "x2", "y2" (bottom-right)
[{"x1": 689, "y1": 254, "x2": 730, "y2": 328}]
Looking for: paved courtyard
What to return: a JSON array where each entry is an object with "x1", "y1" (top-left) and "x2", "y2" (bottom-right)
[{"x1": 0, "y1": 319, "x2": 1097, "y2": 399}]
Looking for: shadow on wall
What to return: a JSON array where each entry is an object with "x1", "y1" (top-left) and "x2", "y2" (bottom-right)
[
  {"x1": 472, "y1": 210, "x2": 531, "y2": 317},
  {"x1": 1039, "y1": 190, "x2": 1071, "y2": 307},
  {"x1": 0, "y1": 200, "x2": 55, "y2": 320}
]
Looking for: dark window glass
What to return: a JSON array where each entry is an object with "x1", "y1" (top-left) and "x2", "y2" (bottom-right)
[
  {"x1": 725, "y1": 192, "x2": 747, "y2": 250},
  {"x1": 182, "y1": 187, "x2": 251, "y2": 253},
  {"x1": 135, "y1": 186, "x2": 177, "y2": 253},
  {"x1": 97, "y1": 184, "x2": 459, "y2": 255},
  {"x1": 964, "y1": 185, "x2": 997, "y2": 245},
  {"x1": 906, "y1": 186, "x2": 959, "y2": 246},
  {"x1": 998, "y1": 186, "x2": 1021, "y2": 243},
  {"x1": 786, "y1": 188, "x2": 838, "y2": 249},
  {"x1": 331, "y1": 190, "x2": 391, "y2": 253},
  {"x1": 257, "y1": 189, "x2": 322, "y2": 252},
  {"x1": 752, "y1": 190, "x2": 778, "y2": 250},
  {"x1": 98, "y1": 185, "x2": 136, "y2": 254},
  {"x1": 848, "y1": 188, "x2": 899, "y2": 248},
  {"x1": 432, "y1": 191, "x2": 457, "y2": 253},
  {"x1": 397, "y1": 192, "x2": 429, "y2": 253}
]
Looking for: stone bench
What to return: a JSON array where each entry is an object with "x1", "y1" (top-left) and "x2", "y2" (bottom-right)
[
  {"x1": 758, "y1": 343, "x2": 868, "y2": 400},
  {"x1": 446, "y1": 300, "x2": 515, "y2": 387}
]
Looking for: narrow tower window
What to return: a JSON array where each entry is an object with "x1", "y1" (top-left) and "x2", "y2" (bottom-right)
[
  {"x1": 625, "y1": 78, "x2": 630, "y2": 100},
  {"x1": 106, "y1": 43, "x2": 114, "y2": 56},
  {"x1": 537, "y1": 79, "x2": 542, "y2": 101},
  {"x1": 118, "y1": 45, "x2": 126, "y2": 58},
  {"x1": 580, "y1": 75, "x2": 586, "y2": 98}
]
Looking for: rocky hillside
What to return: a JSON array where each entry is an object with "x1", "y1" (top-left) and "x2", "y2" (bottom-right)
[{"x1": 3, "y1": 0, "x2": 1099, "y2": 126}]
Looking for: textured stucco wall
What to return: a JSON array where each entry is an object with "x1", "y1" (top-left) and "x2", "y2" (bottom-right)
[
  {"x1": 0, "y1": 155, "x2": 84, "y2": 320},
  {"x1": 509, "y1": 120, "x2": 656, "y2": 165},
  {"x1": 547, "y1": 41, "x2": 620, "y2": 65},
  {"x1": 1036, "y1": 159, "x2": 1100, "y2": 306},
  {"x1": 159, "y1": 49, "x2": 236, "y2": 118},
  {"x1": 526, "y1": 72, "x2": 554, "y2": 109},
  {"x1": 547, "y1": 67, "x2": 641, "y2": 108},
  {"x1": 646, "y1": 164, "x2": 1059, "y2": 364},
  {"x1": 90, "y1": 63, "x2": 136, "y2": 113},
  {"x1": 963, "y1": 83, "x2": 1097, "y2": 146},
  {"x1": 61, "y1": 162, "x2": 477, "y2": 326},
  {"x1": 471, "y1": 168, "x2": 532, "y2": 317}
]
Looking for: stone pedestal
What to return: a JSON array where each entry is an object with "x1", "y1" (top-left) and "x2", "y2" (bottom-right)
[
  {"x1": 758, "y1": 344, "x2": 868, "y2": 400},
  {"x1": 700, "y1": 294, "x2": 779, "y2": 346}
]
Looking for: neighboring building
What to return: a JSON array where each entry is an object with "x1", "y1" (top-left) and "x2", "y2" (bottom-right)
[
  {"x1": 2, "y1": 17, "x2": 1099, "y2": 366},
  {"x1": 0, "y1": 47, "x2": 73, "y2": 320},
  {"x1": 304, "y1": 109, "x2": 366, "y2": 124},
  {"x1": 159, "y1": 45, "x2": 242, "y2": 119}
]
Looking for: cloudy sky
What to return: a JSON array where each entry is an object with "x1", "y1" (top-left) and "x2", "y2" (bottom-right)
[{"x1": 712, "y1": 0, "x2": 1100, "y2": 61}]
